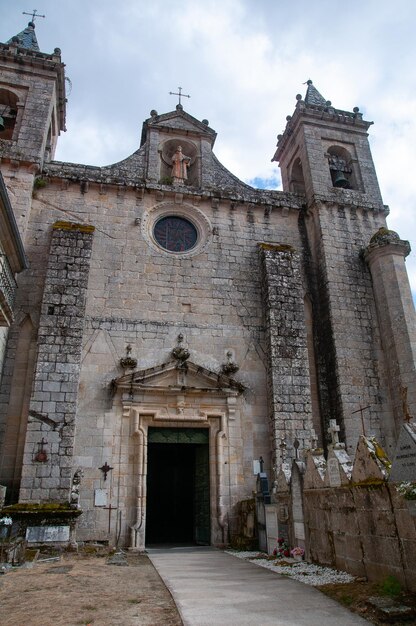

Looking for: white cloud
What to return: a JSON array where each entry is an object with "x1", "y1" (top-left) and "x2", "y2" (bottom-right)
[{"x1": 2, "y1": 0, "x2": 416, "y2": 295}]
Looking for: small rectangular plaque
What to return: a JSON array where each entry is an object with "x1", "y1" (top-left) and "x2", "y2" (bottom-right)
[
  {"x1": 94, "y1": 488, "x2": 108, "y2": 507},
  {"x1": 252, "y1": 460, "x2": 260, "y2": 475},
  {"x1": 294, "y1": 521, "x2": 305, "y2": 541},
  {"x1": 26, "y1": 525, "x2": 70, "y2": 543}
]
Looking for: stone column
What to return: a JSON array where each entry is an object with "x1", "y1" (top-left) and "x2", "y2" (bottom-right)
[
  {"x1": 19, "y1": 221, "x2": 95, "y2": 502},
  {"x1": 364, "y1": 228, "x2": 416, "y2": 432},
  {"x1": 259, "y1": 243, "x2": 314, "y2": 472}
]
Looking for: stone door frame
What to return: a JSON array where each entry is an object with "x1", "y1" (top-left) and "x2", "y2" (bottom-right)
[{"x1": 123, "y1": 403, "x2": 230, "y2": 550}]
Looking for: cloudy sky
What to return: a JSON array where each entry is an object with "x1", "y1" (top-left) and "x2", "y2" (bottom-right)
[{"x1": 2, "y1": 0, "x2": 416, "y2": 296}]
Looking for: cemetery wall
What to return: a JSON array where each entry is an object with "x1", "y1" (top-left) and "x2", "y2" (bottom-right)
[{"x1": 303, "y1": 482, "x2": 416, "y2": 591}]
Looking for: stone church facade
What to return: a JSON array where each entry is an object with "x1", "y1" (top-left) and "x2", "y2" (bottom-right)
[{"x1": 0, "y1": 22, "x2": 415, "y2": 549}]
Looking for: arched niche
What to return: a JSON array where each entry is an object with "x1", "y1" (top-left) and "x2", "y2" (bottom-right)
[
  {"x1": 0, "y1": 89, "x2": 19, "y2": 141},
  {"x1": 158, "y1": 138, "x2": 199, "y2": 187},
  {"x1": 327, "y1": 145, "x2": 358, "y2": 190},
  {"x1": 289, "y1": 157, "x2": 306, "y2": 194}
]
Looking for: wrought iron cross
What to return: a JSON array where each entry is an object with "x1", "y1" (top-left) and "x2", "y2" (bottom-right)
[
  {"x1": 99, "y1": 461, "x2": 113, "y2": 481},
  {"x1": 23, "y1": 9, "x2": 45, "y2": 22},
  {"x1": 352, "y1": 403, "x2": 370, "y2": 437},
  {"x1": 169, "y1": 87, "x2": 191, "y2": 106}
]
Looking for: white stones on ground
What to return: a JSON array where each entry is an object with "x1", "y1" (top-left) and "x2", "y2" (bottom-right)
[{"x1": 225, "y1": 551, "x2": 355, "y2": 586}]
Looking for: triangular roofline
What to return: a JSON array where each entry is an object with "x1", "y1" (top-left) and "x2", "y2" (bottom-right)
[
  {"x1": 112, "y1": 359, "x2": 245, "y2": 394},
  {"x1": 140, "y1": 107, "x2": 217, "y2": 147}
]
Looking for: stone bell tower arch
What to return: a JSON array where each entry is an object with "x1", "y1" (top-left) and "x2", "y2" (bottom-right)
[{"x1": 272, "y1": 80, "x2": 406, "y2": 457}]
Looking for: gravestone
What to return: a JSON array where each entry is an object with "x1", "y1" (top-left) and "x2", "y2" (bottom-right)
[
  {"x1": 291, "y1": 462, "x2": 305, "y2": 547},
  {"x1": 389, "y1": 423, "x2": 416, "y2": 482},
  {"x1": 256, "y1": 473, "x2": 271, "y2": 552},
  {"x1": 327, "y1": 457, "x2": 342, "y2": 487},
  {"x1": 26, "y1": 525, "x2": 70, "y2": 543}
]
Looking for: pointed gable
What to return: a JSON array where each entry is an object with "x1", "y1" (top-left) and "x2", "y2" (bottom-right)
[{"x1": 140, "y1": 106, "x2": 217, "y2": 148}]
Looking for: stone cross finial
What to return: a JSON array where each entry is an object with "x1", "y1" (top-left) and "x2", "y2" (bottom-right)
[{"x1": 328, "y1": 419, "x2": 340, "y2": 446}]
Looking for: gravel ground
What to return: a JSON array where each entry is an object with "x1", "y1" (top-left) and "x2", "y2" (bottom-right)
[{"x1": 226, "y1": 550, "x2": 356, "y2": 586}]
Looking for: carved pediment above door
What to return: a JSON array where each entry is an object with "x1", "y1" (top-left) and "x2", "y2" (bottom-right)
[{"x1": 112, "y1": 359, "x2": 244, "y2": 397}]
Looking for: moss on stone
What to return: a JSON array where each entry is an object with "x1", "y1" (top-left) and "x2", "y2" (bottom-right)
[{"x1": 259, "y1": 243, "x2": 295, "y2": 253}]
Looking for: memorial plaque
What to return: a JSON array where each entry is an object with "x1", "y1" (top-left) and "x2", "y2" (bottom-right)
[
  {"x1": 389, "y1": 423, "x2": 416, "y2": 482},
  {"x1": 94, "y1": 488, "x2": 108, "y2": 507},
  {"x1": 294, "y1": 521, "x2": 305, "y2": 541},
  {"x1": 328, "y1": 457, "x2": 342, "y2": 487},
  {"x1": 26, "y1": 525, "x2": 70, "y2": 543},
  {"x1": 252, "y1": 460, "x2": 261, "y2": 475}
]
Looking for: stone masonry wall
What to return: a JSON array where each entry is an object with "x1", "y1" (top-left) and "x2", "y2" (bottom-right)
[
  {"x1": 304, "y1": 484, "x2": 416, "y2": 591},
  {"x1": 19, "y1": 221, "x2": 94, "y2": 502},
  {"x1": 306, "y1": 201, "x2": 395, "y2": 456},
  {"x1": 259, "y1": 243, "x2": 314, "y2": 469}
]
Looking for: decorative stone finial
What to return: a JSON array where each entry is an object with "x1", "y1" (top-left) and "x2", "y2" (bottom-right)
[
  {"x1": 120, "y1": 344, "x2": 137, "y2": 370},
  {"x1": 328, "y1": 419, "x2": 341, "y2": 446},
  {"x1": 365, "y1": 227, "x2": 411, "y2": 258},
  {"x1": 171, "y1": 333, "x2": 190, "y2": 362},
  {"x1": 202, "y1": 119, "x2": 209, "y2": 125},
  {"x1": 221, "y1": 351, "x2": 239, "y2": 376}
]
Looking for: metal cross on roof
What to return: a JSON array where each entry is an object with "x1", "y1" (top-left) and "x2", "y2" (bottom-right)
[
  {"x1": 169, "y1": 87, "x2": 191, "y2": 106},
  {"x1": 23, "y1": 9, "x2": 46, "y2": 23}
]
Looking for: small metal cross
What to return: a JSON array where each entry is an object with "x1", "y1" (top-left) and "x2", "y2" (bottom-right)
[
  {"x1": 23, "y1": 9, "x2": 45, "y2": 22},
  {"x1": 99, "y1": 461, "x2": 114, "y2": 481},
  {"x1": 169, "y1": 87, "x2": 191, "y2": 106},
  {"x1": 352, "y1": 403, "x2": 370, "y2": 437}
]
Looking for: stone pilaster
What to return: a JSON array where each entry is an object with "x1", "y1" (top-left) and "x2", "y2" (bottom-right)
[
  {"x1": 19, "y1": 221, "x2": 95, "y2": 502},
  {"x1": 259, "y1": 243, "x2": 314, "y2": 471},
  {"x1": 364, "y1": 228, "x2": 416, "y2": 431}
]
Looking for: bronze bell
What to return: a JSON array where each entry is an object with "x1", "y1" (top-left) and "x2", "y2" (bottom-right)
[
  {"x1": 0, "y1": 116, "x2": 4, "y2": 132},
  {"x1": 333, "y1": 169, "x2": 350, "y2": 189}
]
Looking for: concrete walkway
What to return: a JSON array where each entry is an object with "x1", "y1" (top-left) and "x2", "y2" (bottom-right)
[{"x1": 148, "y1": 546, "x2": 369, "y2": 626}]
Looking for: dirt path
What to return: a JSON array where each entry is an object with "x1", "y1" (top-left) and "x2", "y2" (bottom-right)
[{"x1": 0, "y1": 552, "x2": 182, "y2": 626}]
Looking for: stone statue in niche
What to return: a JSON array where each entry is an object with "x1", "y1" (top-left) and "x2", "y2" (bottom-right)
[
  {"x1": 171, "y1": 146, "x2": 191, "y2": 183},
  {"x1": 70, "y1": 467, "x2": 84, "y2": 509}
]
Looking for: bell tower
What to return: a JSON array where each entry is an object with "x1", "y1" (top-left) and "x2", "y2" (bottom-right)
[
  {"x1": 0, "y1": 20, "x2": 66, "y2": 235},
  {"x1": 273, "y1": 80, "x2": 383, "y2": 205},
  {"x1": 272, "y1": 81, "x2": 403, "y2": 457}
]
